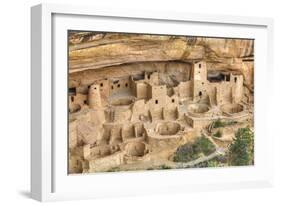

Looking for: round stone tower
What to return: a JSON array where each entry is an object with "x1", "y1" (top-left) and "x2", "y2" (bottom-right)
[{"x1": 88, "y1": 84, "x2": 102, "y2": 109}]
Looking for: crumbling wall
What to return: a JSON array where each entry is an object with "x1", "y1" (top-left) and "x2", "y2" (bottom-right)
[
  {"x1": 89, "y1": 152, "x2": 124, "y2": 173},
  {"x1": 69, "y1": 120, "x2": 77, "y2": 149},
  {"x1": 89, "y1": 144, "x2": 112, "y2": 158},
  {"x1": 69, "y1": 156, "x2": 83, "y2": 173},
  {"x1": 131, "y1": 99, "x2": 149, "y2": 122},
  {"x1": 69, "y1": 93, "x2": 87, "y2": 113},
  {"x1": 89, "y1": 110, "x2": 105, "y2": 125},
  {"x1": 185, "y1": 115, "x2": 213, "y2": 129},
  {"x1": 207, "y1": 86, "x2": 217, "y2": 106},
  {"x1": 77, "y1": 121, "x2": 102, "y2": 145},
  {"x1": 109, "y1": 125, "x2": 123, "y2": 144},
  {"x1": 122, "y1": 124, "x2": 135, "y2": 140},
  {"x1": 177, "y1": 81, "x2": 193, "y2": 98},
  {"x1": 134, "y1": 123, "x2": 145, "y2": 138},
  {"x1": 113, "y1": 108, "x2": 132, "y2": 122}
]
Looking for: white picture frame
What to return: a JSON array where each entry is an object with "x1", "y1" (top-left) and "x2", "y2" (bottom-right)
[{"x1": 31, "y1": 3, "x2": 274, "y2": 202}]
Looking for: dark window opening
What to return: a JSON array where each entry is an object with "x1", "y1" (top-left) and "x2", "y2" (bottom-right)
[
  {"x1": 225, "y1": 74, "x2": 230, "y2": 81},
  {"x1": 199, "y1": 91, "x2": 202, "y2": 96},
  {"x1": 88, "y1": 85, "x2": 90, "y2": 89},
  {"x1": 113, "y1": 80, "x2": 119, "y2": 84},
  {"x1": 234, "y1": 77, "x2": 237, "y2": 83},
  {"x1": 125, "y1": 83, "x2": 128, "y2": 87},
  {"x1": 84, "y1": 100, "x2": 87, "y2": 104},
  {"x1": 100, "y1": 83, "x2": 103, "y2": 87},
  {"x1": 199, "y1": 63, "x2": 201, "y2": 68},
  {"x1": 71, "y1": 96, "x2": 74, "y2": 102},
  {"x1": 117, "y1": 84, "x2": 120, "y2": 88},
  {"x1": 172, "y1": 99, "x2": 175, "y2": 103},
  {"x1": 111, "y1": 85, "x2": 114, "y2": 89},
  {"x1": 155, "y1": 100, "x2": 158, "y2": 104},
  {"x1": 69, "y1": 87, "x2": 76, "y2": 96},
  {"x1": 133, "y1": 74, "x2": 145, "y2": 81},
  {"x1": 207, "y1": 71, "x2": 230, "y2": 83},
  {"x1": 94, "y1": 87, "x2": 97, "y2": 90}
]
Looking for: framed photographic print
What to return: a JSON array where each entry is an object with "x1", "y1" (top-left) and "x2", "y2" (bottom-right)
[{"x1": 31, "y1": 3, "x2": 274, "y2": 201}]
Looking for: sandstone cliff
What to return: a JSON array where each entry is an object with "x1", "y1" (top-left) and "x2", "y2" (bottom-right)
[{"x1": 68, "y1": 32, "x2": 254, "y2": 87}]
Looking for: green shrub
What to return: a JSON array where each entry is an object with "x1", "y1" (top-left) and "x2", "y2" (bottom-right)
[
  {"x1": 196, "y1": 136, "x2": 216, "y2": 155},
  {"x1": 173, "y1": 136, "x2": 216, "y2": 162},
  {"x1": 160, "y1": 165, "x2": 172, "y2": 169},
  {"x1": 213, "y1": 130, "x2": 222, "y2": 138},
  {"x1": 173, "y1": 144, "x2": 199, "y2": 162},
  {"x1": 213, "y1": 119, "x2": 225, "y2": 128},
  {"x1": 213, "y1": 119, "x2": 237, "y2": 128},
  {"x1": 228, "y1": 128, "x2": 254, "y2": 166}
]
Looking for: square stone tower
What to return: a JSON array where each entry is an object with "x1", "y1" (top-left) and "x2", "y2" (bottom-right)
[{"x1": 192, "y1": 61, "x2": 207, "y2": 101}]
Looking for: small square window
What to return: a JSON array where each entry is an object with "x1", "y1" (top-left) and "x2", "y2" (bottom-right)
[{"x1": 155, "y1": 100, "x2": 158, "y2": 104}]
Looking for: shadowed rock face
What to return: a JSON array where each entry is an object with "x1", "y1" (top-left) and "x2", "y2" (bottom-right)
[{"x1": 68, "y1": 32, "x2": 254, "y2": 88}]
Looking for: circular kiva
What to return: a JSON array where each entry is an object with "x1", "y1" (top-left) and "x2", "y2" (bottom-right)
[
  {"x1": 187, "y1": 103, "x2": 210, "y2": 114},
  {"x1": 125, "y1": 142, "x2": 146, "y2": 157},
  {"x1": 221, "y1": 103, "x2": 244, "y2": 115},
  {"x1": 155, "y1": 122, "x2": 181, "y2": 136},
  {"x1": 110, "y1": 97, "x2": 133, "y2": 106}
]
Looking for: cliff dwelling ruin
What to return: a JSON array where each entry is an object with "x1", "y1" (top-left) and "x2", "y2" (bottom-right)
[{"x1": 68, "y1": 32, "x2": 254, "y2": 173}]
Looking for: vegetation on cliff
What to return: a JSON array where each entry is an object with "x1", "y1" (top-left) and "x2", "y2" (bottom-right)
[
  {"x1": 173, "y1": 136, "x2": 216, "y2": 162},
  {"x1": 228, "y1": 128, "x2": 254, "y2": 166}
]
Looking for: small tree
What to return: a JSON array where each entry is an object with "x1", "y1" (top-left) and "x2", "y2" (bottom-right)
[{"x1": 228, "y1": 128, "x2": 254, "y2": 166}]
